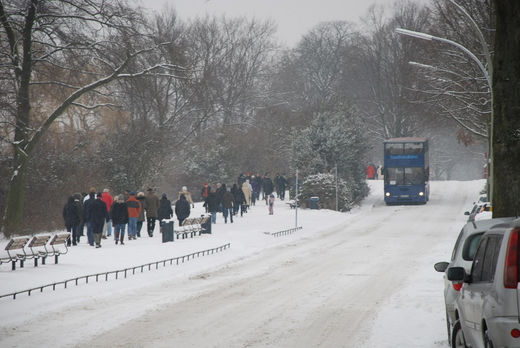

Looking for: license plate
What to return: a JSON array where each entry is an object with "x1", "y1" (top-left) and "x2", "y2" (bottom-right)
[{"x1": 400, "y1": 195, "x2": 409, "y2": 198}]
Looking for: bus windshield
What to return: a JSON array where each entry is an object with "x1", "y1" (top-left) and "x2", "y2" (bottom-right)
[{"x1": 385, "y1": 167, "x2": 425, "y2": 185}]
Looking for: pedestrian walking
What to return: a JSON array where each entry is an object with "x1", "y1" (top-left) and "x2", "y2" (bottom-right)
[
  {"x1": 88, "y1": 193, "x2": 109, "y2": 248},
  {"x1": 101, "y1": 188, "x2": 113, "y2": 239},
  {"x1": 63, "y1": 196, "x2": 81, "y2": 246},
  {"x1": 175, "y1": 194, "x2": 191, "y2": 226},
  {"x1": 222, "y1": 188, "x2": 235, "y2": 223},
  {"x1": 263, "y1": 174, "x2": 274, "y2": 204},
  {"x1": 83, "y1": 188, "x2": 97, "y2": 246},
  {"x1": 127, "y1": 192, "x2": 142, "y2": 240},
  {"x1": 110, "y1": 195, "x2": 128, "y2": 245},
  {"x1": 268, "y1": 193, "x2": 275, "y2": 215},
  {"x1": 204, "y1": 188, "x2": 218, "y2": 223},
  {"x1": 145, "y1": 188, "x2": 159, "y2": 237},
  {"x1": 158, "y1": 193, "x2": 173, "y2": 223},
  {"x1": 178, "y1": 186, "x2": 195, "y2": 208},
  {"x1": 136, "y1": 191, "x2": 146, "y2": 237},
  {"x1": 242, "y1": 180, "x2": 252, "y2": 212}
]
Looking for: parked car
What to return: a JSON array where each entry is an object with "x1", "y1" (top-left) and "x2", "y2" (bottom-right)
[
  {"x1": 474, "y1": 203, "x2": 492, "y2": 221},
  {"x1": 434, "y1": 217, "x2": 514, "y2": 346},
  {"x1": 448, "y1": 218, "x2": 520, "y2": 348},
  {"x1": 465, "y1": 201, "x2": 491, "y2": 222}
]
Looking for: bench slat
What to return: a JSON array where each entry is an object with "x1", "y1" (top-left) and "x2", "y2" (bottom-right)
[
  {"x1": 28, "y1": 235, "x2": 51, "y2": 248},
  {"x1": 50, "y1": 233, "x2": 71, "y2": 245},
  {"x1": 5, "y1": 237, "x2": 31, "y2": 251}
]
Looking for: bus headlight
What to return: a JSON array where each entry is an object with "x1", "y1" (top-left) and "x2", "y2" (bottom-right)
[
  {"x1": 419, "y1": 192, "x2": 424, "y2": 196},
  {"x1": 385, "y1": 192, "x2": 390, "y2": 197}
]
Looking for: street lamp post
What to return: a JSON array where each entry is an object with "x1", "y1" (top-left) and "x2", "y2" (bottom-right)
[{"x1": 396, "y1": 26, "x2": 494, "y2": 203}]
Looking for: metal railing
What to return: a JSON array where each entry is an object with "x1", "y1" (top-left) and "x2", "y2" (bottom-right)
[
  {"x1": 271, "y1": 226, "x2": 302, "y2": 237},
  {"x1": 0, "y1": 243, "x2": 231, "y2": 300}
]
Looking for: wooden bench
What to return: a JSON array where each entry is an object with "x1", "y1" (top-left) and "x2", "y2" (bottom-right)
[
  {"x1": 175, "y1": 218, "x2": 205, "y2": 239},
  {"x1": 1, "y1": 236, "x2": 32, "y2": 270},
  {"x1": 286, "y1": 200, "x2": 297, "y2": 209},
  {"x1": 27, "y1": 234, "x2": 52, "y2": 267},
  {"x1": 48, "y1": 232, "x2": 71, "y2": 264}
]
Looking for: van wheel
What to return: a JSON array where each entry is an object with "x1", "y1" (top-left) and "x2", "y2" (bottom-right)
[
  {"x1": 484, "y1": 328, "x2": 494, "y2": 348},
  {"x1": 452, "y1": 320, "x2": 467, "y2": 348}
]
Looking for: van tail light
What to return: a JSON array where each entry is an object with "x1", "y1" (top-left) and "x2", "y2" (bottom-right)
[
  {"x1": 452, "y1": 282, "x2": 463, "y2": 291},
  {"x1": 504, "y1": 228, "x2": 520, "y2": 289}
]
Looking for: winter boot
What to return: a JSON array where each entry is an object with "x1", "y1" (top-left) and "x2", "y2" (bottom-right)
[{"x1": 120, "y1": 233, "x2": 125, "y2": 245}]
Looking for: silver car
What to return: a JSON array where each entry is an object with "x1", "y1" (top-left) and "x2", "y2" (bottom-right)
[
  {"x1": 448, "y1": 218, "x2": 520, "y2": 348},
  {"x1": 435, "y1": 218, "x2": 514, "y2": 347}
]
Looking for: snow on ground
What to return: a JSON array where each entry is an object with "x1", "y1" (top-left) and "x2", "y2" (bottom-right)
[{"x1": 0, "y1": 180, "x2": 485, "y2": 347}]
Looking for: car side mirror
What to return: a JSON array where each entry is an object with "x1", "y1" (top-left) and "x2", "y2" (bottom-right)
[
  {"x1": 447, "y1": 267, "x2": 466, "y2": 282},
  {"x1": 434, "y1": 261, "x2": 449, "y2": 273},
  {"x1": 464, "y1": 211, "x2": 470, "y2": 216}
]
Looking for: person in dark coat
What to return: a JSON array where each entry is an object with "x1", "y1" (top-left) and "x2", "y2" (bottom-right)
[
  {"x1": 222, "y1": 188, "x2": 235, "y2": 223},
  {"x1": 158, "y1": 193, "x2": 173, "y2": 222},
  {"x1": 278, "y1": 174, "x2": 288, "y2": 200},
  {"x1": 237, "y1": 173, "x2": 246, "y2": 187},
  {"x1": 136, "y1": 192, "x2": 146, "y2": 237},
  {"x1": 110, "y1": 195, "x2": 128, "y2": 245},
  {"x1": 203, "y1": 188, "x2": 218, "y2": 224},
  {"x1": 87, "y1": 193, "x2": 109, "y2": 248},
  {"x1": 231, "y1": 184, "x2": 246, "y2": 215},
  {"x1": 63, "y1": 196, "x2": 81, "y2": 246},
  {"x1": 175, "y1": 194, "x2": 191, "y2": 226},
  {"x1": 83, "y1": 190, "x2": 96, "y2": 246},
  {"x1": 263, "y1": 174, "x2": 274, "y2": 204},
  {"x1": 216, "y1": 183, "x2": 225, "y2": 212}
]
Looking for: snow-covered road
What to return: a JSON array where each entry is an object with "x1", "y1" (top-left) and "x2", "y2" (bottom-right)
[{"x1": 0, "y1": 180, "x2": 480, "y2": 347}]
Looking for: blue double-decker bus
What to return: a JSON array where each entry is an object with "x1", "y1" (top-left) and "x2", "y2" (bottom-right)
[{"x1": 383, "y1": 137, "x2": 429, "y2": 204}]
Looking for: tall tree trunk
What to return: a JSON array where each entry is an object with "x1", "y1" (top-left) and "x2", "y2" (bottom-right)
[
  {"x1": 4, "y1": 158, "x2": 29, "y2": 237},
  {"x1": 492, "y1": 0, "x2": 520, "y2": 217}
]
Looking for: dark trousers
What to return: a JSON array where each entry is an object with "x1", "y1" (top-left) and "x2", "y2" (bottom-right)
[
  {"x1": 147, "y1": 217, "x2": 156, "y2": 236},
  {"x1": 87, "y1": 222, "x2": 94, "y2": 245},
  {"x1": 66, "y1": 224, "x2": 79, "y2": 245},
  {"x1": 137, "y1": 220, "x2": 143, "y2": 237},
  {"x1": 223, "y1": 208, "x2": 233, "y2": 223}
]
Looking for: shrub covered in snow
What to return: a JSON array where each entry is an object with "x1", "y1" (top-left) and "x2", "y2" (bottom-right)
[
  {"x1": 298, "y1": 173, "x2": 355, "y2": 211},
  {"x1": 291, "y1": 111, "x2": 369, "y2": 208}
]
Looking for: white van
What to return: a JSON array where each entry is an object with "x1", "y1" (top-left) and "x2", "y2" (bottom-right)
[{"x1": 448, "y1": 218, "x2": 520, "y2": 348}]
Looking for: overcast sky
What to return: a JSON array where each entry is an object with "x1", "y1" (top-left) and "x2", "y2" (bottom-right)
[{"x1": 135, "y1": 0, "x2": 424, "y2": 47}]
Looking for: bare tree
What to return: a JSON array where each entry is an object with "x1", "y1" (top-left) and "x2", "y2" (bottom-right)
[
  {"x1": 354, "y1": 1, "x2": 433, "y2": 140},
  {"x1": 409, "y1": 0, "x2": 495, "y2": 141},
  {"x1": 0, "y1": 0, "x2": 178, "y2": 235}
]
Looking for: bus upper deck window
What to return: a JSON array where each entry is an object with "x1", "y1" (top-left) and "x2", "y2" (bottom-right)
[
  {"x1": 404, "y1": 143, "x2": 423, "y2": 155},
  {"x1": 386, "y1": 143, "x2": 403, "y2": 155}
]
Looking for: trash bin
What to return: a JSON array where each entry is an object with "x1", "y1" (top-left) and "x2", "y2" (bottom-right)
[
  {"x1": 161, "y1": 220, "x2": 174, "y2": 243},
  {"x1": 310, "y1": 197, "x2": 320, "y2": 209},
  {"x1": 200, "y1": 214, "x2": 212, "y2": 234}
]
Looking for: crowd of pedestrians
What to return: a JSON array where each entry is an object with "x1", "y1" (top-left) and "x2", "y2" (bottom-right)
[
  {"x1": 62, "y1": 172, "x2": 290, "y2": 248},
  {"x1": 200, "y1": 172, "x2": 289, "y2": 224}
]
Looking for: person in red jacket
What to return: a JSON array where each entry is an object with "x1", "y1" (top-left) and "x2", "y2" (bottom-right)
[
  {"x1": 101, "y1": 188, "x2": 114, "y2": 239},
  {"x1": 126, "y1": 192, "x2": 142, "y2": 240},
  {"x1": 367, "y1": 164, "x2": 376, "y2": 180}
]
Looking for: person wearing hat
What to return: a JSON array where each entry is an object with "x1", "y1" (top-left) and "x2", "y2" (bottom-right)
[
  {"x1": 126, "y1": 192, "x2": 142, "y2": 240},
  {"x1": 110, "y1": 194, "x2": 128, "y2": 245},
  {"x1": 178, "y1": 186, "x2": 194, "y2": 208},
  {"x1": 174, "y1": 194, "x2": 191, "y2": 226}
]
